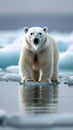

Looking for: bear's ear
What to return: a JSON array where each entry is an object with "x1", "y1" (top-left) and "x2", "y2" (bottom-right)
[
  {"x1": 43, "y1": 27, "x2": 48, "y2": 33},
  {"x1": 23, "y1": 27, "x2": 29, "y2": 33}
]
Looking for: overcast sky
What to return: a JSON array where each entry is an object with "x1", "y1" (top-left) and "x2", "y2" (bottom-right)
[{"x1": 0, "y1": 0, "x2": 73, "y2": 15}]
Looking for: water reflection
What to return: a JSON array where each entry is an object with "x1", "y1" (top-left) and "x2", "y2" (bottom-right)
[{"x1": 19, "y1": 84, "x2": 58, "y2": 115}]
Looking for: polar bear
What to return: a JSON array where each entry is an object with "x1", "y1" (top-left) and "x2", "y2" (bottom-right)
[{"x1": 19, "y1": 27, "x2": 59, "y2": 82}]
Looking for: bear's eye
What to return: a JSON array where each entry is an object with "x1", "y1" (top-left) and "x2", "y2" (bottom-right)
[
  {"x1": 39, "y1": 32, "x2": 42, "y2": 35},
  {"x1": 30, "y1": 32, "x2": 34, "y2": 35}
]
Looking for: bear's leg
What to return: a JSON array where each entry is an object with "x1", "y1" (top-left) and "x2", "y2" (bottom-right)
[
  {"x1": 19, "y1": 62, "x2": 34, "y2": 81},
  {"x1": 51, "y1": 53, "x2": 59, "y2": 82},
  {"x1": 51, "y1": 44, "x2": 59, "y2": 82},
  {"x1": 40, "y1": 63, "x2": 53, "y2": 82},
  {"x1": 32, "y1": 70, "x2": 40, "y2": 81},
  {"x1": 51, "y1": 65, "x2": 58, "y2": 82}
]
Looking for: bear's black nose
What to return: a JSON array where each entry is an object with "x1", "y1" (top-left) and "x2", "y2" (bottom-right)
[{"x1": 34, "y1": 38, "x2": 39, "y2": 45}]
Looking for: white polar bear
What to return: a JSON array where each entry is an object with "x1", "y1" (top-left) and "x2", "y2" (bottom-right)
[{"x1": 19, "y1": 27, "x2": 59, "y2": 82}]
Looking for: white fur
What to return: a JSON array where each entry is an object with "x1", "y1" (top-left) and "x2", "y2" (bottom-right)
[{"x1": 19, "y1": 27, "x2": 59, "y2": 82}]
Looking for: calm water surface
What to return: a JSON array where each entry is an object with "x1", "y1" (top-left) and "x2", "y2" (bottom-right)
[{"x1": 0, "y1": 80, "x2": 73, "y2": 115}]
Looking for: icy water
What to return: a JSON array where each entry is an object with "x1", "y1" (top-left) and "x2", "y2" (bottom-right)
[{"x1": 0, "y1": 78, "x2": 73, "y2": 115}]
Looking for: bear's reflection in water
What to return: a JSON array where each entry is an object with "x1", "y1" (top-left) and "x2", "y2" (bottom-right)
[{"x1": 19, "y1": 85, "x2": 58, "y2": 115}]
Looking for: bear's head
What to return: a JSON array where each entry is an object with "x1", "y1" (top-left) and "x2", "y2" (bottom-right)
[{"x1": 23, "y1": 27, "x2": 48, "y2": 52}]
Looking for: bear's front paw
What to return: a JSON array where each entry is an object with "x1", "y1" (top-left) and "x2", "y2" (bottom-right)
[
  {"x1": 51, "y1": 76, "x2": 58, "y2": 82},
  {"x1": 22, "y1": 77, "x2": 34, "y2": 82},
  {"x1": 39, "y1": 78, "x2": 50, "y2": 82},
  {"x1": 26, "y1": 79, "x2": 35, "y2": 82}
]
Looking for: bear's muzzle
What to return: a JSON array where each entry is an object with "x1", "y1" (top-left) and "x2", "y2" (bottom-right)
[{"x1": 33, "y1": 38, "x2": 39, "y2": 45}]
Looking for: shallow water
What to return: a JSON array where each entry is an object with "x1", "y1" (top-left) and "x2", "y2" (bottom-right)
[
  {"x1": 19, "y1": 83, "x2": 73, "y2": 115},
  {"x1": 0, "y1": 79, "x2": 73, "y2": 115},
  {"x1": 0, "y1": 81, "x2": 19, "y2": 112}
]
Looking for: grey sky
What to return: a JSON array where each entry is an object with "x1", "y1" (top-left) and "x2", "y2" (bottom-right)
[{"x1": 0, "y1": 0, "x2": 73, "y2": 15}]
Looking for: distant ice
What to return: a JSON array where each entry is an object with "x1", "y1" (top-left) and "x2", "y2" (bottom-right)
[
  {"x1": 0, "y1": 68, "x2": 2, "y2": 71},
  {"x1": 0, "y1": 35, "x2": 22, "y2": 68},
  {"x1": 2, "y1": 73, "x2": 20, "y2": 81},
  {"x1": 51, "y1": 32, "x2": 73, "y2": 69},
  {"x1": 69, "y1": 76, "x2": 73, "y2": 80},
  {"x1": 6, "y1": 66, "x2": 19, "y2": 73},
  {"x1": 59, "y1": 50, "x2": 73, "y2": 68}
]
